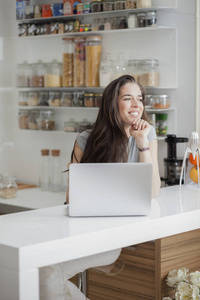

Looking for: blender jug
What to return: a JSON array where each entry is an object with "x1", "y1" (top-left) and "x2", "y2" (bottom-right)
[{"x1": 162, "y1": 134, "x2": 189, "y2": 186}]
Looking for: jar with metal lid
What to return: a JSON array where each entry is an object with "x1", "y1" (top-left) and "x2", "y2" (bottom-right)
[
  {"x1": 18, "y1": 91, "x2": 28, "y2": 106},
  {"x1": 28, "y1": 110, "x2": 39, "y2": 130},
  {"x1": 84, "y1": 93, "x2": 95, "y2": 107},
  {"x1": 86, "y1": 36, "x2": 102, "y2": 87},
  {"x1": 91, "y1": 0, "x2": 103, "y2": 12},
  {"x1": 137, "y1": 12, "x2": 146, "y2": 27},
  {"x1": 74, "y1": 37, "x2": 86, "y2": 87},
  {"x1": 117, "y1": 17, "x2": 128, "y2": 29},
  {"x1": 127, "y1": 59, "x2": 141, "y2": 82},
  {"x1": 18, "y1": 110, "x2": 29, "y2": 129},
  {"x1": 38, "y1": 92, "x2": 49, "y2": 106},
  {"x1": 152, "y1": 95, "x2": 170, "y2": 109},
  {"x1": 146, "y1": 11, "x2": 157, "y2": 27},
  {"x1": 30, "y1": 60, "x2": 46, "y2": 87},
  {"x1": 95, "y1": 93, "x2": 103, "y2": 107},
  {"x1": 73, "y1": 92, "x2": 84, "y2": 107},
  {"x1": 49, "y1": 91, "x2": 61, "y2": 107},
  {"x1": 114, "y1": 0, "x2": 125, "y2": 10},
  {"x1": 125, "y1": 0, "x2": 136, "y2": 9},
  {"x1": 61, "y1": 92, "x2": 73, "y2": 107},
  {"x1": 63, "y1": 119, "x2": 78, "y2": 132},
  {"x1": 27, "y1": 91, "x2": 39, "y2": 106},
  {"x1": 62, "y1": 38, "x2": 74, "y2": 87},
  {"x1": 137, "y1": 0, "x2": 151, "y2": 8},
  {"x1": 78, "y1": 119, "x2": 92, "y2": 132},
  {"x1": 45, "y1": 60, "x2": 62, "y2": 88},
  {"x1": 103, "y1": 0, "x2": 114, "y2": 11},
  {"x1": 1, "y1": 176, "x2": 17, "y2": 199},
  {"x1": 16, "y1": 61, "x2": 31, "y2": 87},
  {"x1": 139, "y1": 59, "x2": 160, "y2": 87},
  {"x1": 128, "y1": 14, "x2": 137, "y2": 29},
  {"x1": 39, "y1": 110, "x2": 55, "y2": 131}
]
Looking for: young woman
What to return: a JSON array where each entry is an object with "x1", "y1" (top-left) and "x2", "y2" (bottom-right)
[{"x1": 69, "y1": 74, "x2": 161, "y2": 198}]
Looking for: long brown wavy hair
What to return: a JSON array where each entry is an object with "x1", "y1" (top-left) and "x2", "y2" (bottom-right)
[{"x1": 74, "y1": 75, "x2": 148, "y2": 163}]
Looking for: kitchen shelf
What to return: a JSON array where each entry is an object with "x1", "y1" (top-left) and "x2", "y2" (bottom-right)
[
  {"x1": 16, "y1": 26, "x2": 174, "y2": 39},
  {"x1": 146, "y1": 107, "x2": 176, "y2": 112},
  {"x1": 17, "y1": 87, "x2": 104, "y2": 92},
  {"x1": 18, "y1": 106, "x2": 99, "y2": 110},
  {"x1": 16, "y1": 6, "x2": 176, "y2": 24}
]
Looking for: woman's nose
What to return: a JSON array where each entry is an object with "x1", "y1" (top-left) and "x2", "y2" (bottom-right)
[{"x1": 131, "y1": 98, "x2": 138, "y2": 106}]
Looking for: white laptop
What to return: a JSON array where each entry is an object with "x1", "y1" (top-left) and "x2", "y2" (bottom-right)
[{"x1": 68, "y1": 163, "x2": 153, "y2": 217}]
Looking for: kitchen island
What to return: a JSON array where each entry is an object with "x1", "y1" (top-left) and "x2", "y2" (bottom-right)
[{"x1": 0, "y1": 184, "x2": 200, "y2": 300}]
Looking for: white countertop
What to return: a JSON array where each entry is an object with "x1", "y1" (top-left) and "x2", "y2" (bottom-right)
[
  {"x1": 0, "y1": 187, "x2": 66, "y2": 213},
  {"x1": 0, "y1": 184, "x2": 200, "y2": 273}
]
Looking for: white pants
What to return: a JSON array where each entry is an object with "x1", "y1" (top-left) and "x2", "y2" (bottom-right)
[{"x1": 39, "y1": 248, "x2": 121, "y2": 300}]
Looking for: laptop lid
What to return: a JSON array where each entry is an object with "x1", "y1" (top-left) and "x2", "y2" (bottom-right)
[{"x1": 69, "y1": 163, "x2": 153, "y2": 217}]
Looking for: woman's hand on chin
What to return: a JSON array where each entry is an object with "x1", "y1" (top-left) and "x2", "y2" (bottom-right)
[{"x1": 129, "y1": 119, "x2": 151, "y2": 148}]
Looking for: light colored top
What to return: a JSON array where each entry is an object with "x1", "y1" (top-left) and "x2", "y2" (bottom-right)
[
  {"x1": 76, "y1": 126, "x2": 157, "y2": 162},
  {"x1": 0, "y1": 184, "x2": 200, "y2": 272}
]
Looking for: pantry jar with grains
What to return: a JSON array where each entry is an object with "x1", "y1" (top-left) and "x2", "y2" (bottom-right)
[
  {"x1": 18, "y1": 91, "x2": 28, "y2": 106},
  {"x1": 49, "y1": 91, "x2": 61, "y2": 107},
  {"x1": 86, "y1": 36, "x2": 102, "y2": 87},
  {"x1": 18, "y1": 110, "x2": 29, "y2": 129},
  {"x1": 45, "y1": 60, "x2": 62, "y2": 87},
  {"x1": 1, "y1": 176, "x2": 18, "y2": 199},
  {"x1": 39, "y1": 110, "x2": 55, "y2": 131},
  {"x1": 30, "y1": 60, "x2": 46, "y2": 87},
  {"x1": 74, "y1": 37, "x2": 85, "y2": 87},
  {"x1": 84, "y1": 93, "x2": 95, "y2": 107},
  {"x1": 63, "y1": 38, "x2": 74, "y2": 87},
  {"x1": 16, "y1": 61, "x2": 31, "y2": 87},
  {"x1": 38, "y1": 91, "x2": 49, "y2": 106},
  {"x1": 27, "y1": 91, "x2": 39, "y2": 106},
  {"x1": 127, "y1": 59, "x2": 141, "y2": 83},
  {"x1": 139, "y1": 59, "x2": 160, "y2": 87},
  {"x1": 61, "y1": 92, "x2": 73, "y2": 106},
  {"x1": 63, "y1": 119, "x2": 78, "y2": 132},
  {"x1": 28, "y1": 110, "x2": 40, "y2": 130},
  {"x1": 137, "y1": 0, "x2": 151, "y2": 8}
]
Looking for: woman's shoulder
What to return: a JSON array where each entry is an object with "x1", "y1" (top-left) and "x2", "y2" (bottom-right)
[{"x1": 76, "y1": 130, "x2": 91, "y2": 152}]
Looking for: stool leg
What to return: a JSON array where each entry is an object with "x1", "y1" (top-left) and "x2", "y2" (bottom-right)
[{"x1": 77, "y1": 271, "x2": 87, "y2": 296}]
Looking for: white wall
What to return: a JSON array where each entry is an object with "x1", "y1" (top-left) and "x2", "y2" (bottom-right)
[{"x1": 0, "y1": 0, "x2": 197, "y2": 186}]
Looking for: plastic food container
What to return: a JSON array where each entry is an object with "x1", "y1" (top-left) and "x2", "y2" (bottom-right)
[{"x1": 152, "y1": 95, "x2": 170, "y2": 109}]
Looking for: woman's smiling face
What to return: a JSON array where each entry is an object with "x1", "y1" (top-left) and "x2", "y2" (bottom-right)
[{"x1": 118, "y1": 82, "x2": 144, "y2": 133}]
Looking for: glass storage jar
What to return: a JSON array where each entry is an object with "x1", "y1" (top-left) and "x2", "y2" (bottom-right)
[
  {"x1": 146, "y1": 11, "x2": 157, "y2": 27},
  {"x1": 30, "y1": 60, "x2": 46, "y2": 87},
  {"x1": 74, "y1": 37, "x2": 85, "y2": 87},
  {"x1": 125, "y1": 0, "x2": 136, "y2": 9},
  {"x1": 18, "y1": 91, "x2": 28, "y2": 106},
  {"x1": 62, "y1": 38, "x2": 74, "y2": 87},
  {"x1": 145, "y1": 94, "x2": 153, "y2": 108},
  {"x1": 137, "y1": 12, "x2": 146, "y2": 27},
  {"x1": 152, "y1": 94, "x2": 170, "y2": 109},
  {"x1": 61, "y1": 92, "x2": 73, "y2": 107},
  {"x1": 27, "y1": 91, "x2": 39, "y2": 106},
  {"x1": 112, "y1": 52, "x2": 127, "y2": 80},
  {"x1": 137, "y1": 0, "x2": 151, "y2": 8},
  {"x1": 103, "y1": 0, "x2": 114, "y2": 11},
  {"x1": 45, "y1": 60, "x2": 62, "y2": 87},
  {"x1": 99, "y1": 53, "x2": 113, "y2": 87},
  {"x1": 16, "y1": 61, "x2": 31, "y2": 87},
  {"x1": 73, "y1": 91, "x2": 84, "y2": 107},
  {"x1": 1, "y1": 176, "x2": 18, "y2": 199},
  {"x1": 114, "y1": 0, "x2": 125, "y2": 10},
  {"x1": 91, "y1": 0, "x2": 103, "y2": 12},
  {"x1": 49, "y1": 91, "x2": 61, "y2": 107},
  {"x1": 86, "y1": 36, "x2": 102, "y2": 87},
  {"x1": 38, "y1": 91, "x2": 49, "y2": 106},
  {"x1": 95, "y1": 93, "x2": 103, "y2": 107},
  {"x1": 78, "y1": 119, "x2": 92, "y2": 132},
  {"x1": 39, "y1": 110, "x2": 55, "y2": 131},
  {"x1": 156, "y1": 113, "x2": 167, "y2": 136},
  {"x1": 84, "y1": 93, "x2": 95, "y2": 107},
  {"x1": 139, "y1": 59, "x2": 160, "y2": 87},
  {"x1": 127, "y1": 59, "x2": 141, "y2": 82},
  {"x1": 63, "y1": 119, "x2": 78, "y2": 132},
  {"x1": 28, "y1": 110, "x2": 40, "y2": 130},
  {"x1": 117, "y1": 17, "x2": 128, "y2": 29},
  {"x1": 18, "y1": 110, "x2": 29, "y2": 129},
  {"x1": 128, "y1": 14, "x2": 137, "y2": 29}
]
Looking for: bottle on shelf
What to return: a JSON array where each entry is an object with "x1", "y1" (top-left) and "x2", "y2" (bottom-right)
[
  {"x1": 50, "y1": 149, "x2": 62, "y2": 192},
  {"x1": 39, "y1": 149, "x2": 51, "y2": 191}
]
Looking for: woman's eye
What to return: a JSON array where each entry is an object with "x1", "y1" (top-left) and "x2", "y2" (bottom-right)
[
  {"x1": 124, "y1": 98, "x2": 131, "y2": 101},
  {"x1": 138, "y1": 98, "x2": 143, "y2": 102}
]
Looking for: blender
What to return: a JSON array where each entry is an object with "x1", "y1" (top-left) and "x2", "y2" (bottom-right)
[{"x1": 162, "y1": 134, "x2": 189, "y2": 186}]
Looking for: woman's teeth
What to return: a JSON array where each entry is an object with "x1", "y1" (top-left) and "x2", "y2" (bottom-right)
[{"x1": 130, "y1": 112, "x2": 139, "y2": 116}]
